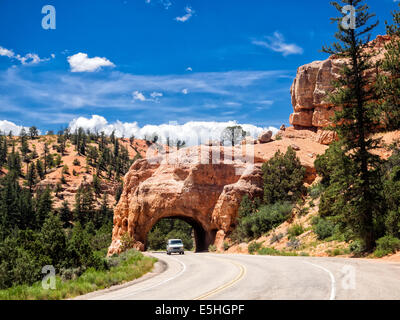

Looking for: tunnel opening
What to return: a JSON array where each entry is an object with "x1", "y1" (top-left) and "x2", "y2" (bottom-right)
[{"x1": 145, "y1": 216, "x2": 216, "y2": 253}]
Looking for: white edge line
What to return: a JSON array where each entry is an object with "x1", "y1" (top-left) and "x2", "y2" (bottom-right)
[
  {"x1": 304, "y1": 261, "x2": 336, "y2": 300},
  {"x1": 98, "y1": 255, "x2": 187, "y2": 300}
]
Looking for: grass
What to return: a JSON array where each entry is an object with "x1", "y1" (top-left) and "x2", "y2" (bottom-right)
[
  {"x1": 0, "y1": 249, "x2": 156, "y2": 300},
  {"x1": 257, "y1": 247, "x2": 298, "y2": 256}
]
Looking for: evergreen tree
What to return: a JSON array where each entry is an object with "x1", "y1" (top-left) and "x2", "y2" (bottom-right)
[
  {"x1": 26, "y1": 162, "x2": 37, "y2": 192},
  {"x1": 36, "y1": 159, "x2": 45, "y2": 180},
  {"x1": 40, "y1": 214, "x2": 67, "y2": 269},
  {"x1": 59, "y1": 200, "x2": 73, "y2": 228},
  {"x1": 321, "y1": 0, "x2": 383, "y2": 250},
  {"x1": 35, "y1": 187, "x2": 53, "y2": 228},
  {"x1": 262, "y1": 147, "x2": 306, "y2": 205}
]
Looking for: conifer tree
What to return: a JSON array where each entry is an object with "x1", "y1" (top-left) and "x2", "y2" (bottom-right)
[{"x1": 321, "y1": 0, "x2": 383, "y2": 250}]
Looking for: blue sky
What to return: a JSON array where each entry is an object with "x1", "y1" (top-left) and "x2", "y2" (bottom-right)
[{"x1": 0, "y1": 0, "x2": 397, "y2": 137}]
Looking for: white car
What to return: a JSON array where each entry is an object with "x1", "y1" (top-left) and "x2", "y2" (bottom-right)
[{"x1": 167, "y1": 239, "x2": 185, "y2": 255}]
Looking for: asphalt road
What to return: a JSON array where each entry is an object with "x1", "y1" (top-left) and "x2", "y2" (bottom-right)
[{"x1": 76, "y1": 252, "x2": 400, "y2": 300}]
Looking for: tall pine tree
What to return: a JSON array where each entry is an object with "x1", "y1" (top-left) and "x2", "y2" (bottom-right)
[{"x1": 321, "y1": 0, "x2": 383, "y2": 250}]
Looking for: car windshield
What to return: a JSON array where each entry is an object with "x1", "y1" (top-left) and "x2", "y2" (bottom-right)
[{"x1": 170, "y1": 240, "x2": 183, "y2": 245}]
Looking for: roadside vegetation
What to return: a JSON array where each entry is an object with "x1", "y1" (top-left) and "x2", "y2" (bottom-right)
[{"x1": 0, "y1": 249, "x2": 156, "y2": 300}]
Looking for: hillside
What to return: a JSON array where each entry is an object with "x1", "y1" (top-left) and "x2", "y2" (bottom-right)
[{"x1": 0, "y1": 131, "x2": 150, "y2": 210}]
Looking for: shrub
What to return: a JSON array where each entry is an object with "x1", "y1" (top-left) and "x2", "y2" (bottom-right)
[
  {"x1": 223, "y1": 241, "x2": 230, "y2": 251},
  {"x1": 120, "y1": 232, "x2": 136, "y2": 253},
  {"x1": 208, "y1": 244, "x2": 216, "y2": 252},
  {"x1": 309, "y1": 183, "x2": 324, "y2": 200},
  {"x1": 73, "y1": 159, "x2": 80, "y2": 166},
  {"x1": 258, "y1": 247, "x2": 298, "y2": 256},
  {"x1": 248, "y1": 242, "x2": 262, "y2": 255},
  {"x1": 286, "y1": 239, "x2": 301, "y2": 250},
  {"x1": 287, "y1": 224, "x2": 304, "y2": 240},
  {"x1": 270, "y1": 232, "x2": 284, "y2": 244},
  {"x1": 232, "y1": 201, "x2": 293, "y2": 242},
  {"x1": 349, "y1": 239, "x2": 366, "y2": 256},
  {"x1": 312, "y1": 217, "x2": 335, "y2": 240},
  {"x1": 374, "y1": 236, "x2": 400, "y2": 258},
  {"x1": 262, "y1": 147, "x2": 306, "y2": 205}
]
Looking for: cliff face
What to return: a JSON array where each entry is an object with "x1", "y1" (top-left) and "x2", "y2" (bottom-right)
[{"x1": 289, "y1": 35, "x2": 390, "y2": 144}]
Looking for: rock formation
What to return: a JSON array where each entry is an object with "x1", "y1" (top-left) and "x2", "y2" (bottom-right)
[
  {"x1": 289, "y1": 35, "x2": 390, "y2": 144},
  {"x1": 108, "y1": 135, "x2": 328, "y2": 255}
]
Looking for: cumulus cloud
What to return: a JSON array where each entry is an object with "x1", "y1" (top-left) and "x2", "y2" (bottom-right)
[
  {"x1": 186, "y1": 67, "x2": 193, "y2": 71},
  {"x1": 252, "y1": 32, "x2": 303, "y2": 56},
  {"x1": 175, "y1": 6, "x2": 194, "y2": 22},
  {"x1": 133, "y1": 90, "x2": 147, "y2": 101},
  {"x1": 182, "y1": 88, "x2": 189, "y2": 95},
  {"x1": 67, "y1": 52, "x2": 115, "y2": 72},
  {"x1": 68, "y1": 115, "x2": 278, "y2": 146},
  {"x1": 0, "y1": 120, "x2": 31, "y2": 135},
  {"x1": 0, "y1": 45, "x2": 53, "y2": 65}
]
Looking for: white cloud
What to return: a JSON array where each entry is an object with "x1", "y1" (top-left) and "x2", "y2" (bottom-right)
[
  {"x1": 0, "y1": 120, "x2": 31, "y2": 135},
  {"x1": 68, "y1": 115, "x2": 278, "y2": 146},
  {"x1": 252, "y1": 32, "x2": 303, "y2": 56},
  {"x1": 186, "y1": 67, "x2": 193, "y2": 71},
  {"x1": 175, "y1": 6, "x2": 194, "y2": 22},
  {"x1": 67, "y1": 52, "x2": 115, "y2": 72},
  {"x1": 182, "y1": 88, "x2": 189, "y2": 95},
  {"x1": 0, "y1": 47, "x2": 14, "y2": 58},
  {"x1": 133, "y1": 90, "x2": 147, "y2": 101},
  {"x1": 150, "y1": 91, "x2": 163, "y2": 98},
  {"x1": 0, "y1": 46, "x2": 52, "y2": 65}
]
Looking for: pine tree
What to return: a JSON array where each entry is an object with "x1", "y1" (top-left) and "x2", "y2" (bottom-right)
[
  {"x1": 262, "y1": 147, "x2": 306, "y2": 205},
  {"x1": 26, "y1": 162, "x2": 37, "y2": 192},
  {"x1": 36, "y1": 159, "x2": 45, "y2": 180},
  {"x1": 321, "y1": 0, "x2": 383, "y2": 250},
  {"x1": 35, "y1": 187, "x2": 53, "y2": 228},
  {"x1": 59, "y1": 200, "x2": 73, "y2": 228},
  {"x1": 40, "y1": 213, "x2": 67, "y2": 269}
]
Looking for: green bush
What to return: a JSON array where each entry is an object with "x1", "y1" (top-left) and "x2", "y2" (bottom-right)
[
  {"x1": 312, "y1": 217, "x2": 335, "y2": 240},
  {"x1": 248, "y1": 242, "x2": 262, "y2": 255},
  {"x1": 349, "y1": 239, "x2": 366, "y2": 256},
  {"x1": 223, "y1": 241, "x2": 230, "y2": 251},
  {"x1": 262, "y1": 147, "x2": 306, "y2": 205},
  {"x1": 374, "y1": 236, "x2": 400, "y2": 257},
  {"x1": 270, "y1": 232, "x2": 284, "y2": 244},
  {"x1": 208, "y1": 244, "x2": 217, "y2": 252},
  {"x1": 257, "y1": 247, "x2": 298, "y2": 256},
  {"x1": 309, "y1": 183, "x2": 324, "y2": 200},
  {"x1": 287, "y1": 224, "x2": 304, "y2": 240},
  {"x1": 232, "y1": 201, "x2": 293, "y2": 243}
]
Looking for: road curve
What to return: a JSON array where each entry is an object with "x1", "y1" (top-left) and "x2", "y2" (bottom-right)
[{"x1": 76, "y1": 252, "x2": 400, "y2": 300}]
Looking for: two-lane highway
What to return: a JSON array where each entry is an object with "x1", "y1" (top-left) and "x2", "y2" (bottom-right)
[{"x1": 75, "y1": 252, "x2": 400, "y2": 300}]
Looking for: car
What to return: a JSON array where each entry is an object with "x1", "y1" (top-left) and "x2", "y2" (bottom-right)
[{"x1": 167, "y1": 239, "x2": 185, "y2": 255}]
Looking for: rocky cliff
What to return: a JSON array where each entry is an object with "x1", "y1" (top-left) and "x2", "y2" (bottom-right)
[{"x1": 289, "y1": 35, "x2": 390, "y2": 144}]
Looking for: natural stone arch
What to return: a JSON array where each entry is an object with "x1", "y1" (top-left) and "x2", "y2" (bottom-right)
[
  {"x1": 144, "y1": 215, "x2": 217, "y2": 252},
  {"x1": 108, "y1": 146, "x2": 264, "y2": 255}
]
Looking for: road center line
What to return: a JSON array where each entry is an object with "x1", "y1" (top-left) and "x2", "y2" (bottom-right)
[
  {"x1": 104, "y1": 255, "x2": 187, "y2": 300},
  {"x1": 304, "y1": 261, "x2": 336, "y2": 300},
  {"x1": 193, "y1": 259, "x2": 246, "y2": 300}
]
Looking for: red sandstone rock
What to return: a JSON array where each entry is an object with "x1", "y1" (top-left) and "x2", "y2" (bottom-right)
[{"x1": 290, "y1": 35, "x2": 391, "y2": 144}]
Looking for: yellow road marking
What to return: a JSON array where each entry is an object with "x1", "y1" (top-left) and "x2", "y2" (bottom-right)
[{"x1": 194, "y1": 259, "x2": 246, "y2": 300}]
